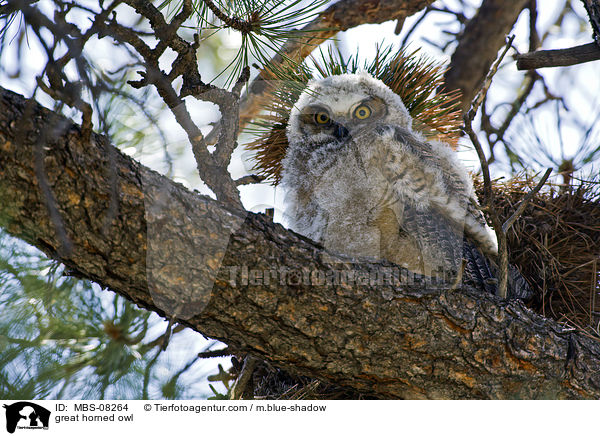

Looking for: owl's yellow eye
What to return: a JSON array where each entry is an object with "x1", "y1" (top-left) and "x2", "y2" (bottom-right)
[
  {"x1": 354, "y1": 105, "x2": 371, "y2": 120},
  {"x1": 314, "y1": 112, "x2": 331, "y2": 125}
]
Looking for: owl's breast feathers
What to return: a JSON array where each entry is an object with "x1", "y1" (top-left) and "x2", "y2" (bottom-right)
[{"x1": 362, "y1": 124, "x2": 499, "y2": 256}]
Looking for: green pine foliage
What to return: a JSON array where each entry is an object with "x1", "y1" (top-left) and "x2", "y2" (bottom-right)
[
  {"x1": 164, "y1": 0, "x2": 330, "y2": 85},
  {"x1": 0, "y1": 231, "x2": 219, "y2": 399}
]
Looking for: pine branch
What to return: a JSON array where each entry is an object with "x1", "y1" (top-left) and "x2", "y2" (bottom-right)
[{"x1": 515, "y1": 42, "x2": 600, "y2": 70}]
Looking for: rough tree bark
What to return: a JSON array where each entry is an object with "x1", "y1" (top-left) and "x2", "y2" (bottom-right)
[{"x1": 2, "y1": 86, "x2": 600, "y2": 399}]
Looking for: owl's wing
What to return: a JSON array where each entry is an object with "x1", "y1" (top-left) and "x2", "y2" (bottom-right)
[
  {"x1": 399, "y1": 199, "x2": 467, "y2": 276},
  {"x1": 365, "y1": 125, "x2": 498, "y2": 257},
  {"x1": 361, "y1": 126, "x2": 532, "y2": 299}
]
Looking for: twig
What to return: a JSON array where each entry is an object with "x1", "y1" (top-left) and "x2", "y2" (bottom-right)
[
  {"x1": 528, "y1": 0, "x2": 540, "y2": 52},
  {"x1": 235, "y1": 174, "x2": 266, "y2": 186},
  {"x1": 466, "y1": 35, "x2": 516, "y2": 122},
  {"x1": 464, "y1": 35, "x2": 515, "y2": 204},
  {"x1": 201, "y1": 0, "x2": 253, "y2": 34},
  {"x1": 141, "y1": 325, "x2": 185, "y2": 351},
  {"x1": 394, "y1": 16, "x2": 405, "y2": 35},
  {"x1": 502, "y1": 168, "x2": 552, "y2": 233},
  {"x1": 463, "y1": 35, "x2": 515, "y2": 299},
  {"x1": 18, "y1": 1, "x2": 98, "y2": 140},
  {"x1": 230, "y1": 355, "x2": 258, "y2": 400},
  {"x1": 161, "y1": 315, "x2": 177, "y2": 350},
  {"x1": 198, "y1": 347, "x2": 233, "y2": 359},
  {"x1": 463, "y1": 119, "x2": 492, "y2": 201},
  {"x1": 515, "y1": 42, "x2": 600, "y2": 70},
  {"x1": 400, "y1": 6, "x2": 433, "y2": 45},
  {"x1": 480, "y1": 70, "x2": 540, "y2": 165}
]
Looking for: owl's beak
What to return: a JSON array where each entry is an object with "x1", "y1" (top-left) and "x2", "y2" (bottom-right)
[{"x1": 333, "y1": 123, "x2": 349, "y2": 140}]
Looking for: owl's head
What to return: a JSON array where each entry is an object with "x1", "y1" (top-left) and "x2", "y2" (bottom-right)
[
  {"x1": 245, "y1": 47, "x2": 462, "y2": 184},
  {"x1": 287, "y1": 72, "x2": 412, "y2": 147}
]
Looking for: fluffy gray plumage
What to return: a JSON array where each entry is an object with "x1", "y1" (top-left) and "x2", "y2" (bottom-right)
[{"x1": 281, "y1": 72, "x2": 498, "y2": 282}]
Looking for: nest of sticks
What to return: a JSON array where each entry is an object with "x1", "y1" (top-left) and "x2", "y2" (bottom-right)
[{"x1": 476, "y1": 175, "x2": 600, "y2": 340}]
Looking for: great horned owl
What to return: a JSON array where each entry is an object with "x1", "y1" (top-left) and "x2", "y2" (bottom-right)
[{"x1": 281, "y1": 72, "x2": 498, "y2": 282}]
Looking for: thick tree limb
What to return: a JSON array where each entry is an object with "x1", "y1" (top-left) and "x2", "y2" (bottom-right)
[
  {"x1": 515, "y1": 42, "x2": 600, "y2": 70},
  {"x1": 444, "y1": 0, "x2": 530, "y2": 112},
  {"x1": 2, "y1": 86, "x2": 600, "y2": 399},
  {"x1": 238, "y1": 0, "x2": 436, "y2": 131}
]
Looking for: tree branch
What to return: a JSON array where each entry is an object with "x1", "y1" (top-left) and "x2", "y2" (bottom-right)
[
  {"x1": 463, "y1": 35, "x2": 515, "y2": 299},
  {"x1": 515, "y1": 42, "x2": 600, "y2": 70},
  {"x1": 2, "y1": 86, "x2": 600, "y2": 399},
  {"x1": 444, "y1": 0, "x2": 530, "y2": 112},
  {"x1": 502, "y1": 168, "x2": 552, "y2": 233}
]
